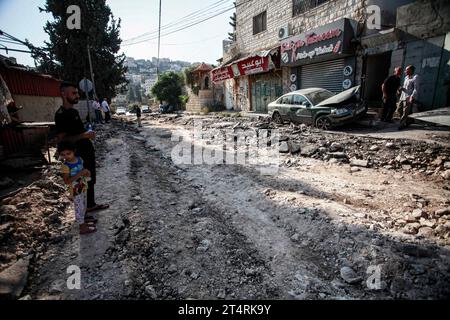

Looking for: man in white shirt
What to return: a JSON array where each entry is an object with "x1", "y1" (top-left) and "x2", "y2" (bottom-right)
[
  {"x1": 398, "y1": 65, "x2": 420, "y2": 130},
  {"x1": 101, "y1": 98, "x2": 111, "y2": 123}
]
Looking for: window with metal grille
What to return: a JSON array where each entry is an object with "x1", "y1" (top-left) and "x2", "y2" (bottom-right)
[
  {"x1": 253, "y1": 11, "x2": 267, "y2": 35},
  {"x1": 293, "y1": 0, "x2": 329, "y2": 16}
]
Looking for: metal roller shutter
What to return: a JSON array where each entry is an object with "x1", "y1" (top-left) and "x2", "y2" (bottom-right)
[{"x1": 300, "y1": 59, "x2": 345, "y2": 93}]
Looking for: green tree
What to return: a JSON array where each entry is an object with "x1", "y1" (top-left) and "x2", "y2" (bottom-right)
[
  {"x1": 33, "y1": 0, "x2": 127, "y2": 99},
  {"x1": 151, "y1": 72, "x2": 184, "y2": 106}
]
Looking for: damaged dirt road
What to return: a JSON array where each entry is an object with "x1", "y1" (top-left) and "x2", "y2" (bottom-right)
[{"x1": 8, "y1": 113, "x2": 450, "y2": 300}]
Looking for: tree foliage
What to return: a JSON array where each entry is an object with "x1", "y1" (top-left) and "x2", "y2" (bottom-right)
[
  {"x1": 151, "y1": 72, "x2": 184, "y2": 106},
  {"x1": 33, "y1": 0, "x2": 127, "y2": 99}
]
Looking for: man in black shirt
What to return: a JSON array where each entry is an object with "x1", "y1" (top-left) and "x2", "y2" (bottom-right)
[
  {"x1": 381, "y1": 67, "x2": 402, "y2": 122},
  {"x1": 55, "y1": 82, "x2": 109, "y2": 215},
  {"x1": 134, "y1": 104, "x2": 142, "y2": 128}
]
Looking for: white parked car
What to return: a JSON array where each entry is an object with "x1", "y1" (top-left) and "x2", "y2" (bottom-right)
[{"x1": 116, "y1": 107, "x2": 127, "y2": 115}]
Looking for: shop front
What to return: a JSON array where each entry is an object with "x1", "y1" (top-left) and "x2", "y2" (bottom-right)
[
  {"x1": 280, "y1": 18, "x2": 357, "y2": 94},
  {"x1": 211, "y1": 47, "x2": 281, "y2": 113}
]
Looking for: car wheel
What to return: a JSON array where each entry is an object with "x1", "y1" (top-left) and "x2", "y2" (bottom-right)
[
  {"x1": 315, "y1": 116, "x2": 332, "y2": 130},
  {"x1": 272, "y1": 112, "x2": 283, "y2": 124}
]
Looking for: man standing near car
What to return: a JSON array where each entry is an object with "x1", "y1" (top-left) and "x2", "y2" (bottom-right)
[
  {"x1": 55, "y1": 82, "x2": 110, "y2": 215},
  {"x1": 381, "y1": 67, "x2": 402, "y2": 123},
  {"x1": 398, "y1": 65, "x2": 420, "y2": 130}
]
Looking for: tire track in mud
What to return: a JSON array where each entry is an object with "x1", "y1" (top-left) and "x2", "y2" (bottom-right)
[
  {"x1": 112, "y1": 130, "x2": 282, "y2": 299},
  {"x1": 132, "y1": 119, "x2": 450, "y2": 300}
]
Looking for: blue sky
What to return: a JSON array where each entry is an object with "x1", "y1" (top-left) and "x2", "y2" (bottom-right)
[{"x1": 0, "y1": 0, "x2": 234, "y2": 66}]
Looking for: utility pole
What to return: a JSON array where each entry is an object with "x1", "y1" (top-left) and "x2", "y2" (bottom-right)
[
  {"x1": 157, "y1": 0, "x2": 162, "y2": 79},
  {"x1": 87, "y1": 44, "x2": 97, "y2": 99}
]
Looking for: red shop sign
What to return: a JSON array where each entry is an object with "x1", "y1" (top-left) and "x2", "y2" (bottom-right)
[
  {"x1": 211, "y1": 66, "x2": 234, "y2": 83},
  {"x1": 236, "y1": 56, "x2": 270, "y2": 76}
]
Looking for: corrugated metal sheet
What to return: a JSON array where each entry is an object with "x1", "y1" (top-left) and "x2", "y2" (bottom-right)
[
  {"x1": 300, "y1": 59, "x2": 346, "y2": 93},
  {"x1": 0, "y1": 64, "x2": 61, "y2": 97},
  {"x1": 0, "y1": 127, "x2": 25, "y2": 155}
]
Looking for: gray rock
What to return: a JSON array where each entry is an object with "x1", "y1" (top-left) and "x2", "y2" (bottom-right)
[
  {"x1": 386, "y1": 142, "x2": 396, "y2": 149},
  {"x1": 412, "y1": 209, "x2": 426, "y2": 219},
  {"x1": 369, "y1": 145, "x2": 380, "y2": 151},
  {"x1": 402, "y1": 223, "x2": 420, "y2": 235},
  {"x1": 300, "y1": 146, "x2": 318, "y2": 157},
  {"x1": 330, "y1": 142, "x2": 343, "y2": 152},
  {"x1": 0, "y1": 257, "x2": 30, "y2": 299},
  {"x1": 197, "y1": 239, "x2": 211, "y2": 253},
  {"x1": 440, "y1": 170, "x2": 450, "y2": 180},
  {"x1": 340, "y1": 266, "x2": 362, "y2": 284},
  {"x1": 145, "y1": 285, "x2": 158, "y2": 299},
  {"x1": 329, "y1": 152, "x2": 347, "y2": 159},
  {"x1": 350, "y1": 159, "x2": 368, "y2": 168},
  {"x1": 417, "y1": 227, "x2": 434, "y2": 237},
  {"x1": 217, "y1": 289, "x2": 226, "y2": 299},
  {"x1": 435, "y1": 208, "x2": 450, "y2": 217},
  {"x1": 290, "y1": 143, "x2": 301, "y2": 155},
  {"x1": 279, "y1": 142, "x2": 290, "y2": 154},
  {"x1": 168, "y1": 264, "x2": 177, "y2": 274}
]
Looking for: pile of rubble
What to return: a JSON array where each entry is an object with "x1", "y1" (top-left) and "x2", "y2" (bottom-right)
[
  {"x1": 0, "y1": 168, "x2": 71, "y2": 298},
  {"x1": 278, "y1": 132, "x2": 449, "y2": 176}
]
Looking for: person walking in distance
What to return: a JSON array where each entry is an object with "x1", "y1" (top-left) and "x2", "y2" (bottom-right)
[
  {"x1": 102, "y1": 98, "x2": 111, "y2": 123},
  {"x1": 381, "y1": 67, "x2": 402, "y2": 123},
  {"x1": 55, "y1": 82, "x2": 110, "y2": 216},
  {"x1": 135, "y1": 104, "x2": 142, "y2": 128},
  {"x1": 398, "y1": 65, "x2": 420, "y2": 130}
]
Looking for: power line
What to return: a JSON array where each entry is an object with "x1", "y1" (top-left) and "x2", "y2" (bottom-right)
[
  {"x1": 123, "y1": 5, "x2": 235, "y2": 45},
  {"x1": 123, "y1": 0, "x2": 232, "y2": 44},
  {"x1": 122, "y1": 2, "x2": 243, "y2": 47}
]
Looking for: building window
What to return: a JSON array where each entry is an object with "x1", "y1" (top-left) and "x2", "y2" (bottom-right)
[
  {"x1": 293, "y1": 0, "x2": 329, "y2": 16},
  {"x1": 253, "y1": 11, "x2": 267, "y2": 35}
]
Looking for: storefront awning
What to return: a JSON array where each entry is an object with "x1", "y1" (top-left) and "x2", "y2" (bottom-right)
[{"x1": 211, "y1": 46, "x2": 280, "y2": 83}]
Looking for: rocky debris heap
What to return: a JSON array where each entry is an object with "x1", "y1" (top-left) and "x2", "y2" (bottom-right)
[{"x1": 0, "y1": 168, "x2": 71, "y2": 298}]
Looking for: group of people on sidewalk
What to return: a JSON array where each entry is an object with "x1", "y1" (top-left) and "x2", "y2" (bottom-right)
[
  {"x1": 92, "y1": 98, "x2": 111, "y2": 124},
  {"x1": 381, "y1": 65, "x2": 420, "y2": 130}
]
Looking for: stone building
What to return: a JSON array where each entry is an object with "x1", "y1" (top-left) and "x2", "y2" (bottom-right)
[{"x1": 212, "y1": 0, "x2": 450, "y2": 113}]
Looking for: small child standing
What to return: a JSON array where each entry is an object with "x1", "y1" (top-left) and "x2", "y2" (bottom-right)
[{"x1": 58, "y1": 141, "x2": 97, "y2": 235}]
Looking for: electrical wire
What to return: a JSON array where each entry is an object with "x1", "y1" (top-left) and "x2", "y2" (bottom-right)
[
  {"x1": 122, "y1": 1, "x2": 249, "y2": 47},
  {"x1": 123, "y1": 0, "x2": 232, "y2": 43}
]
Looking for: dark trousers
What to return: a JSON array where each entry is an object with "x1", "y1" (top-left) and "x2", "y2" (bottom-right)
[
  {"x1": 95, "y1": 110, "x2": 103, "y2": 124},
  {"x1": 381, "y1": 97, "x2": 397, "y2": 122},
  {"x1": 104, "y1": 111, "x2": 111, "y2": 123}
]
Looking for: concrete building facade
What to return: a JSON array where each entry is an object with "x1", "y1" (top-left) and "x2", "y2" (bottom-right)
[{"x1": 214, "y1": 0, "x2": 450, "y2": 114}]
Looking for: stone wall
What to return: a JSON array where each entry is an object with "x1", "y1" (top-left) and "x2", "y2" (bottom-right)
[
  {"x1": 13, "y1": 95, "x2": 62, "y2": 123},
  {"x1": 235, "y1": 0, "x2": 366, "y2": 55},
  {"x1": 397, "y1": 0, "x2": 450, "y2": 40}
]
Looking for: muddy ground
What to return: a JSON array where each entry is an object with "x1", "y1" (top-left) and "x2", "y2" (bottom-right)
[{"x1": 2, "y1": 113, "x2": 450, "y2": 300}]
